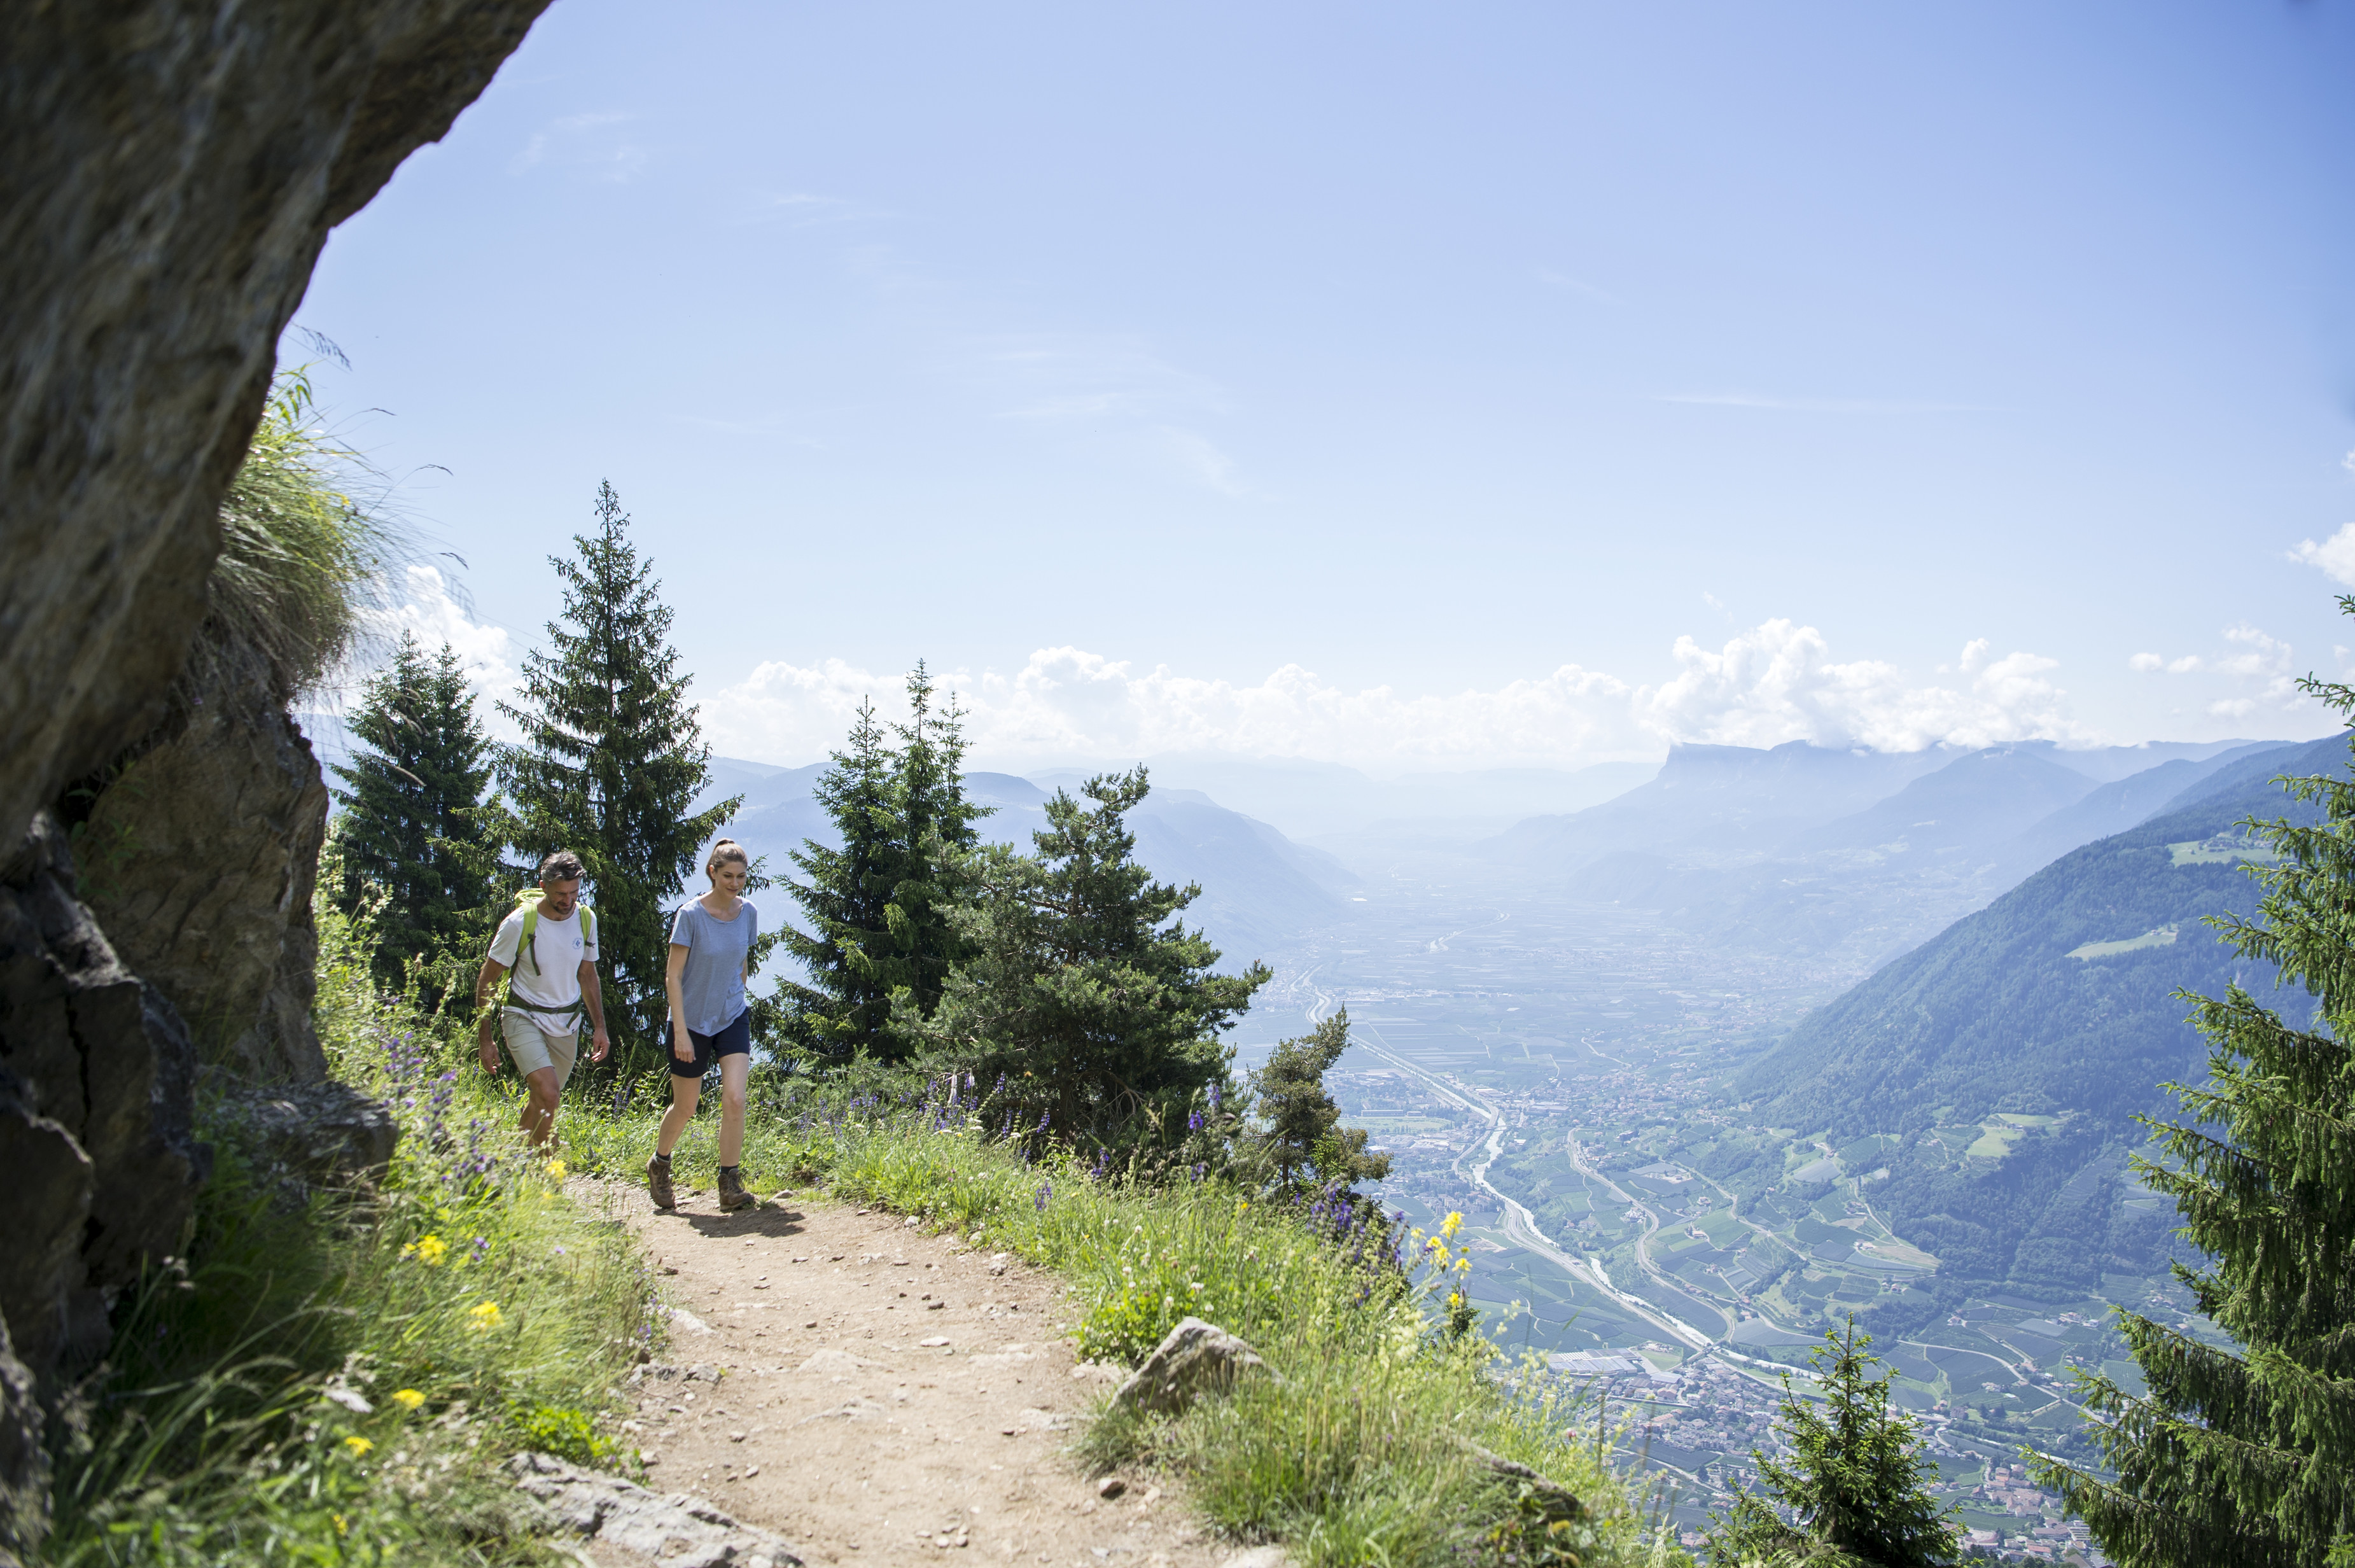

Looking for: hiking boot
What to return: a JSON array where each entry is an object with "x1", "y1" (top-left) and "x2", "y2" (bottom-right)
[
  {"x1": 647, "y1": 1155, "x2": 676, "y2": 1212},
  {"x1": 718, "y1": 1165, "x2": 753, "y2": 1214}
]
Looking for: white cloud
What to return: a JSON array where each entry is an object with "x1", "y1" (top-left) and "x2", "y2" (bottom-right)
[
  {"x1": 336, "y1": 566, "x2": 523, "y2": 738},
  {"x1": 2129, "y1": 652, "x2": 2164, "y2": 673},
  {"x1": 1635, "y1": 620, "x2": 2086, "y2": 753},
  {"x1": 2289, "y1": 522, "x2": 2355, "y2": 586},
  {"x1": 704, "y1": 619, "x2": 2098, "y2": 771}
]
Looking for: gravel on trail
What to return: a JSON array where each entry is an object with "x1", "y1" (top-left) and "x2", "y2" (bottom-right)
[{"x1": 597, "y1": 1182, "x2": 1238, "y2": 1568}]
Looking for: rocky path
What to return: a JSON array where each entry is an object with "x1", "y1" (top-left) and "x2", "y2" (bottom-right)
[{"x1": 594, "y1": 1182, "x2": 1238, "y2": 1568}]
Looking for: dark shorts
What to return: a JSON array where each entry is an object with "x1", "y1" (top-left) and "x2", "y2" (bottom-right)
[{"x1": 668, "y1": 1010, "x2": 751, "y2": 1078}]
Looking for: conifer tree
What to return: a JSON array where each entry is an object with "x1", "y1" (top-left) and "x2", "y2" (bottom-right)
[
  {"x1": 774, "y1": 667, "x2": 989, "y2": 1061},
  {"x1": 2034, "y1": 632, "x2": 2355, "y2": 1564},
  {"x1": 775, "y1": 699, "x2": 899, "y2": 1059},
  {"x1": 1252, "y1": 1008, "x2": 1392, "y2": 1193},
  {"x1": 896, "y1": 767, "x2": 1269, "y2": 1146},
  {"x1": 1709, "y1": 1319, "x2": 1959, "y2": 1567},
  {"x1": 496, "y1": 481, "x2": 736, "y2": 1065},
  {"x1": 329, "y1": 634, "x2": 499, "y2": 1000}
]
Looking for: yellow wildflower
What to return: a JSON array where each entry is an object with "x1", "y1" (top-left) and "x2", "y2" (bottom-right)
[
  {"x1": 333, "y1": 1514, "x2": 349, "y2": 1536},
  {"x1": 391, "y1": 1389, "x2": 425, "y2": 1411},
  {"x1": 547, "y1": 1159, "x2": 568, "y2": 1180},
  {"x1": 402, "y1": 1234, "x2": 447, "y2": 1267},
  {"x1": 466, "y1": 1301, "x2": 503, "y2": 1331},
  {"x1": 1441, "y1": 1211, "x2": 1464, "y2": 1239},
  {"x1": 342, "y1": 1436, "x2": 373, "y2": 1457},
  {"x1": 1456, "y1": 1257, "x2": 1471, "y2": 1273}
]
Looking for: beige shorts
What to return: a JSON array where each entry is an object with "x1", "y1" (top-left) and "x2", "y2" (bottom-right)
[{"x1": 501, "y1": 1011, "x2": 580, "y2": 1088}]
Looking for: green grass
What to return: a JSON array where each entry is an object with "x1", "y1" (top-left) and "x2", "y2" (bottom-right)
[{"x1": 46, "y1": 909, "x2": 659, "y2": 1566}]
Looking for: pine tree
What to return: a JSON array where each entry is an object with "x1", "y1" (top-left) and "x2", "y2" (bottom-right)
[
  {"x1": 897, "y1": 768, "x2": 1269, "y2": 1147},
  {"x1": 1709, "y1": 1319, "x2": 1959, "y2": 1567},
  {"x1": 1252, "y1": 1008, "x2": 1392, "y2": 1194},
  {"x1": 775, "y1": 699, "x2": 900, "y2": 1060},
  {"x1": 328, "y1": 634, "x2": 499, "y2": 1001},
  {"x1": 496, "y1": 481, "x2": 737, "y2": 1065},
  {"x1": 2032, "y1": 635, "x2": 2355, "y2": 1564},
  {"x1": 774, "y1": 667, "x2": 989, "y2": 1062},
  {"x1": 883, "y1": 664, "x2": 991, "y2": 1023}
]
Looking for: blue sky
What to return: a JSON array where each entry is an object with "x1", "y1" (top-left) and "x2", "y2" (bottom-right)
[{"x1": 299, "y1": 0, "x2": 2355, "y2": 771}]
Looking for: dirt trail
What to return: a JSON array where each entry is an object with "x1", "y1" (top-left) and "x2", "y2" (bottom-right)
[{"x1": 598, "y1": 1182, "x2": 1234, "y2": 1568}]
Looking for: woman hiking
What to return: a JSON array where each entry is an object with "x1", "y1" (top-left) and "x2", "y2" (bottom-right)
[{"x1": 646, "y1": 839, "x2": 760, "y2": 1214}]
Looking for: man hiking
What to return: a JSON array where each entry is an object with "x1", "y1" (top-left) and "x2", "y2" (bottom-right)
[{"x1": 476, "y1": 850, "x2": 611, "y2": 1147}]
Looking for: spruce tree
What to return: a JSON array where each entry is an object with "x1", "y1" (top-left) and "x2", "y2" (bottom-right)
[
  {"x1": 496, "y1": 481, "x2": 737, "y2": 1065},
  {"x1": 897, "y1": 767, "x2": 1269, "y2": 1146},
  {"x1": 1252, "y1": 1008, "x2": 1392, "y2": 1194},
  {"x1": 1709, "y1": 1319, "x2": 1959, "y2": 1567},
  {"x1": 329, "y1": 634, "x2": 500, "y2": 1000},
  {"x1": 776, "y1": 699, "x2": 900, "y2": 1060},
  {"x1": 775, "y1": 666, "x2": 989, "y2": 1062},
  {"x1": 2033, "y1": 638, "x2": 2355, "y2": 1564}
]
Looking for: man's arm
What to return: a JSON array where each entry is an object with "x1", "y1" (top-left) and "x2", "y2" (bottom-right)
[
  {"x1": 578, "y1": 958, "x2": 611, "y2": 1063},
  {"x1": 475, "y1": 958, "x2": 510, "y2": 1073}
]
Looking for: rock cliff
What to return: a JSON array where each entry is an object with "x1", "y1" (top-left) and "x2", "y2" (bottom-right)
[
  {"x1": 0, "y1": 4, "x2": 552, "y2": 1555},
  {"x1": 79, "y1": 668, "x2": 333, "y2": 1082}
]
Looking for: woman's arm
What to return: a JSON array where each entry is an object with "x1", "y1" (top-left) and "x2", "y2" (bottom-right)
[{"x1": 665, "y1": 941, "x2": 694, "y2": 1060}]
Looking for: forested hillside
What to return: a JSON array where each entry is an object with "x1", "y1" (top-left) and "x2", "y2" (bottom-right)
[{"x1": 1731, "y1": 731, "x2": 2348, "y2": 1307}]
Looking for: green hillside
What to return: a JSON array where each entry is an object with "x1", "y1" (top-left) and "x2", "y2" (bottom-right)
[{"x1": 1733, "y1": 731, "x2": 2347, "y2": 1305}]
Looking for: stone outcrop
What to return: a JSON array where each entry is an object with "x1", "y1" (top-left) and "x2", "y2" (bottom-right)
[
  {"x1": 510, "y1": 1451, "x2": 802, "y2": 1568},
  {"x1": 1, "y1": 8, "x2": 550, "y2": 1551},
  {"x1": 1109, "y1": 1317, "x2": 1275, "y2": 1417},
  {"x1": 203, "y1": 1075, "x2": 398, "y2": 1206},
  {"x1": 0, "y1": 815, "x2": 213, "y2": 1554},
  {"x1": 80, "y1": 669, "x2": 332, "y2": 1081},
  {"x1": 0, "y1": 0, "x2": 553, "y2": 858}
]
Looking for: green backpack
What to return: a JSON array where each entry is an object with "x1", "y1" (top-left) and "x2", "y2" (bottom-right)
[
  {"x1": 499, "y1": 889, "x2": 598, "y2": 1022},
  {"x1": 507, "y1": 886, "x2": 597, "y2": 976}
]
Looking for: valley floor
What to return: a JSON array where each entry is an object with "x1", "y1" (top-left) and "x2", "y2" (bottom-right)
[{"x1": 599, "y1": 1182, "x2": 1226, "y2": 1568}]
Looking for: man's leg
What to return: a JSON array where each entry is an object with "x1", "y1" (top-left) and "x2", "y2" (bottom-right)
[
  {"x1": 521, "y1": 1065, "x2": 562, "y2": 1146},
  {"x1": 500, "y1": 1016, "x2": 569, "y2": 1146}
]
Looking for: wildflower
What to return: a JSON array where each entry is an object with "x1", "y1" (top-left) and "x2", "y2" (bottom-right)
[
  {"x1": 466, "y1": 1301, "x2": 503, "y2": 1331},
  {"x1": 391, "y1": 1389, "x2": 425, "y2": 1411},
  {"x1": 547, "y1": 1159, "x2": 568, "y2": 1180},
  {"x1": 333, "y1": 1513, "x2": 349, "y2": 1536},
  {"x1": 343, "y1": 1436, "x2": 374, "y2": 1457},
  {"x1": 1441, "y1": 1211, "x2": 1464, "y2": 1239},
  {"x1": 402, "y1": 1234, "x2": 448, "y2": 1267}
]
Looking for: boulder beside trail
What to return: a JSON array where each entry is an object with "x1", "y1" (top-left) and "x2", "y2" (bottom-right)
[
  {"x1": 1110, "y1": 1317, "x2": 1274, "y2": 1417},
  {"x1": 510, "y1": 1450, "x2": 802, "y2": 1568}
]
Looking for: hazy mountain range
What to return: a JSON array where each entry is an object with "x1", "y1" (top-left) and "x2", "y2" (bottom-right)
[
  {"x1": 1481, "y1": 738, "x2": 2285, "y2": 967},
  {"x1": 694, "y1": 759, "x2": 1359, "y2": 969}
]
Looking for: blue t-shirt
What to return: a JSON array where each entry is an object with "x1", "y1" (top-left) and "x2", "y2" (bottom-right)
[{"x1": 669, "y1": 899, "x2": 757, "y2": 1036}]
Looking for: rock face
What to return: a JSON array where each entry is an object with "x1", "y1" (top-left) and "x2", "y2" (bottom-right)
[
  {"x1": 0, "y1": 0, "x2": 552, "y2": 860},
  {"x1": 0, "y1": 815, "x2": 213, "y2": 1555},
  {"x1": 1109, "y1": 1317, "x2": 1275, "y2": 1417},
  {"x1": 1, "y1": 13, "x2": 549, "y2": 1551},
  {"x1": 510, "y1": 1451, "x2": 802, "y2": 1568},
  {"x1": 80, "y1": 669, "x2": 332, "y2": 1081}
]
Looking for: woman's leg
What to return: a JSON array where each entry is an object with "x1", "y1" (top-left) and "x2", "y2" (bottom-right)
[
  {"x1": 716, "y1": 1053, "x2": 750, "y2": 1168},
  {"x1": 655, "y1": 1072, "x2": 701, "y2": 1158}
]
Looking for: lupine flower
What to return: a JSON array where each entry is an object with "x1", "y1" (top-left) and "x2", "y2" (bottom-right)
[{"x1": 1035, "y1": 1182, "x2": 1052, "y2": 1212}]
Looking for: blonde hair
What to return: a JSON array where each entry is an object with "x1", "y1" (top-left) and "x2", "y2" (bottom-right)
[{"x1": 706, "y1": 839, "x2": 749, "y2": 880}]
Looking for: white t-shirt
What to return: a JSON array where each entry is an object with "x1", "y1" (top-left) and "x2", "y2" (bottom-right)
[{"x1": 489, "y1": 906, "x2": 598, "y2": 1035}]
